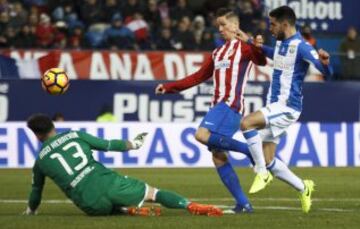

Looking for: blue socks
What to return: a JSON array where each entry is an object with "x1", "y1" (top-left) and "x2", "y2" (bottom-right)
[
  {"x1": 208, "y1": 133, "x2": 254, "y2": 164},
  {"x1": 216, "y1": 162, "x2": 249, "y2": 207}
]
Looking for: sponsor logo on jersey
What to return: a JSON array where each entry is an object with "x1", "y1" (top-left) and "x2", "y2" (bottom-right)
[{"x1": 214, "y1": 60, "x2": 231, "y2": 70}]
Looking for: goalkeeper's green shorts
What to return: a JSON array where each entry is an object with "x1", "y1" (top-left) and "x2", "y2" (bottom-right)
[{"x1": 72, "y1": 172, "x2": 147, "y2": 216}]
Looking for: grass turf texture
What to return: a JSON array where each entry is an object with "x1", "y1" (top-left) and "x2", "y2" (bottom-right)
[{"x1": 0, "y1": 168, "x2": 360, "y2": 228}]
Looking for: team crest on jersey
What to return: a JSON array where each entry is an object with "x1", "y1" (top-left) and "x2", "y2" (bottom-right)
[{"x1": 289, "y1": 45, "x2": 297, "y2": 54}]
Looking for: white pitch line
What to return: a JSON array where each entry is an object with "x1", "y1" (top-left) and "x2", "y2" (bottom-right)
[
  {"x1": 216, "y1": 205, "x2": 354, "y2": 213},
  {"x1": 0, "y1": 199, "x2": 356, "y2": 213},
  {"x1": 0, "y1": 200, "x2": 72, "y2": 204},
  {"x1": 191, "y1": 197, "x2": 360, "y2": 202},
  {"x1": 2, "y1": 197, "x2": 360, "y2": 203}
]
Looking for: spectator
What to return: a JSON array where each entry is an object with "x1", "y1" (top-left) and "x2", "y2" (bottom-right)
[
  {"x1": 35, "y1": 13, "x2": 55, "y2": 48},
  {"x1": 143, "y1": 0, "x2": 161, "y2": 31},
  {"x1": 0, "y1": 11, "x2": 9, "y2": 35},
  {"x1": 339, "y1": 26, "x2": 360, "y2": 80},
  {"x1": 159, "y1": 16, "x2": 173, "y2": 32},
  {"x1": 52, "y1": 3, "x2": 79, "y2": 28},
  {"x1": 122, "y1": 0, "x2": 145, "y2": 21},
  {"x1": 158, "y1": 0, "x2": 169, "y2": 19},
  {"x1": 301, "y1": 24, "x2": 317, "y2": 48},
  {"x1": 0, "y1": 0, "x2": 10, "y2": 13},
  {"x1": 173, "y1": 16, "x2": 196, "y2": 50},
  {"x1": 53, "y1": 21, "x2": 68, "y2": 48},
  {"x1": 102, "y1": 0, "x2": 121, "y2": 23},
  {"x1": 79, "y1": 0, "x2": 103, "y2": 26},
  {"x1": 156, "y1": 28, "x2": 174, "y2": 50},
  {"x1": 0, "y1": 26, "x2": 16, "y2": 47},
  {"x1": 170, "y1": 0, "x2": 193, "y2": 25},
  {"x1": 68, "y1": 24, "x2": 87, "y2": 49},
  {"x1": 198, "y1": 30, "x2": 215, "y2": 51},
  {"x1": 103, "y1": 13, "x2": 135, "y2": 50},
  {"x1": 8, "y1": 2, "x2": 28, "y2": 31},
  {"x1": 52, "y1": 112, "x2": 65, "y2": 121},
  {"x1": 236, "y1": 0, "x2": 262, "y2": 33},
  {"x1": 255, "y1": 19, "x2": 273, "y2": 46},
  {"x1": 192, "y1": 15, "x2": 206, "y2": 48},
  {"x1": 96, "y1": 105, "x2": 117, "y2": 122},
  {"x1": 14, "y1": 24, "x2": 36, "y2": 48},
  {"x1": 203, "y1": 0, "x2": 229, "y2": 13},
  {"x1": 28, "y1": 11, "x2": 38, "y2": 27},
  {"x1": 125, "y1": 12, "x2": 150, "y2": 49}
]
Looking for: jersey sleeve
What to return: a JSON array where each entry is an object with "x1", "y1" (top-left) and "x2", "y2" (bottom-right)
[
  {"x1": 163, "y1": 55, "x2": 214, "y2": 93},
  {"x1": 28, "y1": 160, "x2": 45, "y2": 211},
  {"x1": 77, "y1": 131, "x2": 128, "y2": 152},
  {"x1": 261, "y1": 44, "x2": 275, "y2": 59},
  {"x1": 243, "y1": 41, "x2": 267, "y2": 65},
  {"x1": 299, "y1": 42, "x2": 333, "y2": 79}
]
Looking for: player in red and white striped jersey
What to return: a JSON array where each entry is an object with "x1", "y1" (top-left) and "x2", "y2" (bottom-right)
[{"x1": 155, "y1": 8, "x2": 266, "y2": 213}]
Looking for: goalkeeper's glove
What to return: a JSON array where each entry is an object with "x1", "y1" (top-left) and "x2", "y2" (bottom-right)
[{"x1": 130, "y1": 133, "x2": 148, "y2": 149}]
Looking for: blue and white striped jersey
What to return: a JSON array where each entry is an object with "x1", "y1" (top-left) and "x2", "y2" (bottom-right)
[{"x1": 261, "y1": 32, "x2": 333, "y2": 111}]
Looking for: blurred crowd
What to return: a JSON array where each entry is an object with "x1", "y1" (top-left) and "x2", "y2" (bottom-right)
[
  {"x1": 0, "y1": 0, "x2": 273, "y2": 50},
  {"x1": 1, "y1": 0, "x2": 360, "y2": 79}
]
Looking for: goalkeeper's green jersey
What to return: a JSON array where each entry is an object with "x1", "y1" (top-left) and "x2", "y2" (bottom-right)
[{"x1": 28, "y1": 131, "x2": 128, "y2": 211}]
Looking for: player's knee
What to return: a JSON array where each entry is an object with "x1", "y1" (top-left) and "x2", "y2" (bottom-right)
[
  {"x1": 240, "y1": 118, "x2": 251, "y2": 131},
  {"x1": 212, "y1": 152, "x2": 228, "y2": 167},
  {"x1": 145, "y1": 186, "x2": 157, "y2": 202},
  {"x1": 195, "y1": 129, "x2": 209, "y2": 144}
]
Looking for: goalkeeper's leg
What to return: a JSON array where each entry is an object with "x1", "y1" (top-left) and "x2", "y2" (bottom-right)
[{"x1": 145, "y1": 186, "x2": 223, "y2": 216}]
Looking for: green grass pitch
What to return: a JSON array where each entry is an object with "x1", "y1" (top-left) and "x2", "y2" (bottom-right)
[{"x1": 0, "y1": 168, "x2": 360, "y2": 228}]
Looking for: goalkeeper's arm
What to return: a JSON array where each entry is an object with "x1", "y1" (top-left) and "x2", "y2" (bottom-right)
[
  {"x1": 77, "y1": 131, "x2": 148, "y2": 151},
  {"x1": 24, "y1": 162, "x2": 45, "y2": 215}
]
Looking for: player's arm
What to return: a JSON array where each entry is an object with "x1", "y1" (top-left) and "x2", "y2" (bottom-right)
[
  {"x1": 155, "y1": 56, "x2": 214, "y2": 94},
  {"x1": 77, "y1": 131, "x2": 147, "y2": 151},
  {"x1": 243, "y1": 41, "x2": 267, "y2": 66},
  {"x1": 299, "y1": 42, "x2": 333, "y2": 79},
  {"x1": 260, "y1": 45, "x2": 275, "y2": 59},
  {"x1": 236, "y1": 30, "x2": 274, "y2": 60},
  {"x1": 24, "y1": 161, "x2": 45, "y2": 215}
]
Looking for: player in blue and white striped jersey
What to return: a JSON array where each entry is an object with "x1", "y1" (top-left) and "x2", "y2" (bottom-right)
[{"x1": 237, "y1": 6, "x2": 333, "y2": 213}]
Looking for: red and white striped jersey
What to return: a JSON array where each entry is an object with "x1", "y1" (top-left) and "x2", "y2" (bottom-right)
[{"x1": 163, "y1": 39, "x2": 266, "y2": 113}]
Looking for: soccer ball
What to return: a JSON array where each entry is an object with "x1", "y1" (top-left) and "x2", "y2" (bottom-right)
[{"x1": 41, "y1": 68, "x2": 70, "y2": 95}]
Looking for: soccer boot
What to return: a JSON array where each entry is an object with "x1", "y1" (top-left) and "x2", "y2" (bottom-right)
[
  {"x1": 249, "y1": 172, "x2": 273, "y2": 194},
  {"x1": 187, "y1": 202, "x2": 223, "y2": 216},
  {"x1": 126, "y1": 206, "x2": 161, "y2": 216},
  {"x1": 299, "y1": 179, "x2": 315, "y2": 213},
  {"x1": 223, "y1": 203, "x2": 254, "y2": 214}
]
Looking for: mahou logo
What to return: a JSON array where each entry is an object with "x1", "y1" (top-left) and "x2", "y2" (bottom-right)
[{"x1": 265, "y1": 0, "x2": 343, "y2": 20}]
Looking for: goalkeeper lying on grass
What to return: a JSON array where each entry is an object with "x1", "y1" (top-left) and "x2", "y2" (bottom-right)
[{"x1": 23, "y1": 114, "x2": 222, "y2": 217}]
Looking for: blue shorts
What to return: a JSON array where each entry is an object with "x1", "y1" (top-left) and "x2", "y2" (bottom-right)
[{"x1": 199, "y1": 102, "x2": 242, "y2": 137}]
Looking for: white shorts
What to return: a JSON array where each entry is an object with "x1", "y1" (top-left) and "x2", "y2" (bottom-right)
[{"x1": 259, "y1": 102, "x2": 300, "y2": 144}]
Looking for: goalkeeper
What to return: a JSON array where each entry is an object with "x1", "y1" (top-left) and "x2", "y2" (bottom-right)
[{"x1": 24, "y1": 114, "x2": 222, "y2": 216}]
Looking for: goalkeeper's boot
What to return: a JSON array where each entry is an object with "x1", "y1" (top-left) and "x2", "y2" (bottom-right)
[
  {"x1": 299, "y1": 180, "x2": 315, "y2": 213},
  {"x1": 249, "y1": 172, "x2": 273, "y2": 194},
  {"x1": 126, "y1": 206, "x2": 161, "y2": 216},
  {"x1": 187, "y1": 202, "x2": 223, "y2": 216}
]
